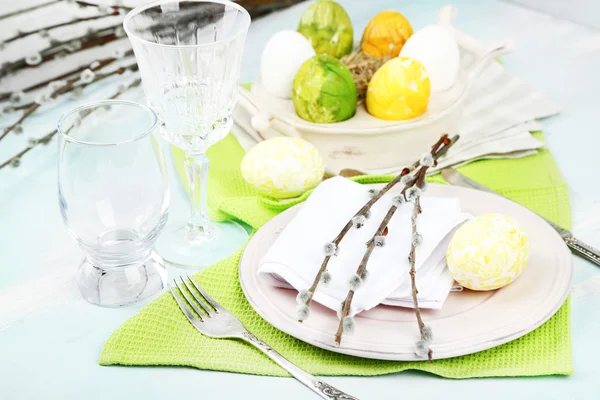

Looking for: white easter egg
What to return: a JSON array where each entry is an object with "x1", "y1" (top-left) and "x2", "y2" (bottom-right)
[
  {"x1": 446, "y1": 213, "x2": 530, "y2": 291},
  {"x1": 260, "y1": 30, "x2": 316, "y2": 99},
  {"x1": 400, "y1": 25, "x2": 460, "y2": 92},
  {"x1": 241, "y1": 137, "x2": 325, "y2": 199}
]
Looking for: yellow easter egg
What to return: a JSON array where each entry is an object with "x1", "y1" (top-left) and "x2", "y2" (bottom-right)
[
  {"x1": 240, "y1": 137, "x2": 325, "y2": 199},
  {"x1": 446, "y1": 213, "x2": 530, "y2": 291},
  {"x1": 361, "y1": 10, "x2": 413, "y2": 58},
  {"x1": 366, "y1": 57, "x2": 430, "y2": 120}
]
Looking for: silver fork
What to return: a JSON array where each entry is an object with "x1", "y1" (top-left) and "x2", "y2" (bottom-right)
[{"x1": 169, "y1": 275, "x2": 360, "y2": 400}]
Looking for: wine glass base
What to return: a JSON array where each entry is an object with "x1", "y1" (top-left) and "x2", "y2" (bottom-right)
[
  {"x1": 154, "y1": 219, "x2": 248, "y2": 269},
  {"x1": 77, "y1": 252, "x2": 167, "y2": 307}
]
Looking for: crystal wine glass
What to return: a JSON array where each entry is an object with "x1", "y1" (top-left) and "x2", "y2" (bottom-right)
[
  {"x1": 57, "y1": 100, "x2": 170, "y2": 307},
  {"x1": 123, "y1": 0, "x2": 251, "y2": 268}
]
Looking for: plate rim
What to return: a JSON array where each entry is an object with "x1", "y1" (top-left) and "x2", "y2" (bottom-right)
[{"x1": 239, "y1": 183, "x2": 573, "y2": 360}]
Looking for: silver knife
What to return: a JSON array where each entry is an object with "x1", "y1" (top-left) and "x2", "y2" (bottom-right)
[{"x1": 442, "y1": 167, "x2": 600, "y2": 267}]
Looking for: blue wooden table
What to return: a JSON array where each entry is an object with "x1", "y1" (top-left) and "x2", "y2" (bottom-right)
[{"x1": 2, "y1": 0, "x2": 600, "y2": 398}]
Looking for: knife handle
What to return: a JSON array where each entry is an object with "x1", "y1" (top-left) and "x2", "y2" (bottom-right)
[{"x1": 564, "y1": 237, "x2": 600, "y2": 267}]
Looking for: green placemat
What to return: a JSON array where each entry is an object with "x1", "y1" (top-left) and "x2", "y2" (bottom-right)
[{"x1": 99, "y1": 132, "x2": 573, "y2": 378}]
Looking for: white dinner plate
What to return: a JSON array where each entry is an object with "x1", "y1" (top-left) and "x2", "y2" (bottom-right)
[{"x1": 239, "y1": 184, "x2": 573, "y2": 360}]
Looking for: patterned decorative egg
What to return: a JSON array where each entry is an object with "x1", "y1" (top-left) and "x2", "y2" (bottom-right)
[
  {"x1": 241, "y1": 137, "x2": 325, "y2": 199},
  {"x1": 293, "y1": 55, "x2": 357, "y2": 123},
  {"x1": 361, "y1": 10, "x2": 413, "y2": 58},
  {"x1": 297, "y1": 0, "x2": 354, "y2": 58},
  {"x1": 446, "y1": 213, "x2": 530, "y2": 291},
  {"x1": 366, "y1": 56, "x2": 430, "y2": 120}
]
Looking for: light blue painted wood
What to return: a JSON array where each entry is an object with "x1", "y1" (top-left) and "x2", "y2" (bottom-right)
[{"x1": 2, "y1": 1, "x2": 600, "y2": 399}]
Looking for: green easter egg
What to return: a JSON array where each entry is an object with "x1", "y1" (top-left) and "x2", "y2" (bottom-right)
[
  {"x1": 293, "y1": 55, "x2": 357, "y2": 123},
  {"x1": 297, "y1": 0, "x2": 354, "y2": 58}
]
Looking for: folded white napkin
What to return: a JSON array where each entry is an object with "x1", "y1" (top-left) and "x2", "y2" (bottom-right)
[
  {"x1": 257, "y1": 177, "x2": 471, "y2": 315},
  {"x1": 383, "y1": 242, "x2": 455, "y2": 309}
]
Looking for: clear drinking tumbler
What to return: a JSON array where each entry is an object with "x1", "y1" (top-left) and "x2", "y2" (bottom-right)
[{"x1": 57, "y1": 100, "x2": 170, "y2": 307}]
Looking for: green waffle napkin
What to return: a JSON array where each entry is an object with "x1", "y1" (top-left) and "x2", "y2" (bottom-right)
[{"x1": 99, "y1": 132, "x2": 573, "y2": 378}]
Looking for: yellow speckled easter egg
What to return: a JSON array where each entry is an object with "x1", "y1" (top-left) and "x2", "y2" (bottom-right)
[
  {"x1": 366, "y1": 56, "x2": 430, "y2": 120},
  {"x1": 241, "y1": 137, "x2": 325, "y2": 199},
  {"x1": 447, "y1": 213, "x2": 530, "y2": 291},
  {"x1": 361, "y1": 10, "x2": 413, "y2": 57}
]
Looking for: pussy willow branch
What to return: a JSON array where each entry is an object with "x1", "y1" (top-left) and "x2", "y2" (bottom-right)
[
  {"x1": 75, "y1": 0, "x2": 130, "y2": 10},
  {"x1": 0, "y1": 0, "x2": 111, "y2": 21},
  {"x1": 1, "y1": 50, "x2": 133, "y2": 141},
  {"x1": 301, "y1": 164, "x2": 425, "y2": 317},
  {"x1": 333, "y1": 135, "x2": 456, "y2": 346},
  {"x1": 14, "y1": 62, "x2": 138, "y2": 110},
  {"x1": 408, "y1": 196, "x2": 433, "y2": 362},
  {"x1": 4, "y1": 12, "x2": 120, "y2": 44},
  {"x1": 0, "y1": 77, "x2": 141, "y2": 170},
  {"x1": 334, "y1": 207, "x2": 396, "y2": 344},
  {"x1": 0, "y1": 0, "x2": 58, "y2": 21},
  {"x1": 0, "y1": 49, "x2": 132, "y2": 101},
  {"x1": 301, "y1": 135, "x2": 455, "y2": 319},
  {"x1": 0, "y1": 25, "x2": 123, "y2": 77},
  {"x1": 74, "y1": 0, "x2": 100, "y2": 7},
  {"x1": 0, "y1": 130, "x2": 56, "y2": 169}
]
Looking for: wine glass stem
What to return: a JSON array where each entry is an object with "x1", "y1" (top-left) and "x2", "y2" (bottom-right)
[{"x1": 184, "y1": 153, "x2": 213, "y2": 238}]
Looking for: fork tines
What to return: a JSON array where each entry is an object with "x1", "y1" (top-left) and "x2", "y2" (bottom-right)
[{"x1": 168, "y1": 275, "x2": 221, "y2": 322}]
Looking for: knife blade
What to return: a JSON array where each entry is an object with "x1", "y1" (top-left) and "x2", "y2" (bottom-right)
[{"x1": 442, "y1": 167, "x2": 600, "y2": 267}]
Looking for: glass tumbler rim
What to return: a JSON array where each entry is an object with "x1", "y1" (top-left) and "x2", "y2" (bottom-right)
[
  {"x1": 57, "y1": 99, "x2": 158, "y2": 147},
  {"x1": 123, "y1": 0, "x2": 251, "y2": 50}
]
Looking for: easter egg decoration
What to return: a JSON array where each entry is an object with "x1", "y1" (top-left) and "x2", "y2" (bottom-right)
[
  {"x1": 361, "y1": 10, "x2": 413, "y2": 58},
  {"x1": 400, "y1": 25, "x2": 460, "y2": 92},
  {"x1": 260, "y1": 30, "x2": 316, "y2": 99},
  {"x1": 297, "y1": 0, "x2": 354, "y2": 58},
  {"x1": 446, "y1": 213, "x2": 530, "y2": 291},
  {"x1": 293, "y1": 54, "x2": 357, "y2": 123},
  {"x1": 240, "y1": 137, "x2": 325, "y2": 199},
  {"x1": 366, "y1": 56, "x2": 430, "y2": 120}
]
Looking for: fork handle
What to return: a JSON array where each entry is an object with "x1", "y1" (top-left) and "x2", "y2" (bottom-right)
[
  {"x1": 240, "y1": 331, "x2": 360, "y2": 400},
  {"x1": 564, "y1": 237, "x2": 600, "y2": 267}
]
